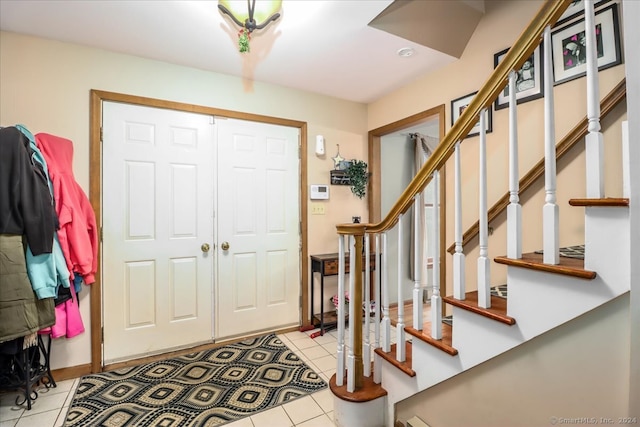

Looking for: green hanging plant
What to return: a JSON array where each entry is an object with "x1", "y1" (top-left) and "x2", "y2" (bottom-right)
[
  {"x1": 238, "y1": 28, "x2": 250, "y2": 53},
  {"x1": 346, "y1": 160, "x2": 369, "y2": 199}
]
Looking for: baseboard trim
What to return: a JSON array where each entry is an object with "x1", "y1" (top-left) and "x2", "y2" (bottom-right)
[{"x1": 52, "y1": 364, "x2": 92, "y2": 382}]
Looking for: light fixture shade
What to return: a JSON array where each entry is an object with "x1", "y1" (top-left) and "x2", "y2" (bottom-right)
[{"x1": 219, "y1": 0, "x2": 282, "y2": 26}]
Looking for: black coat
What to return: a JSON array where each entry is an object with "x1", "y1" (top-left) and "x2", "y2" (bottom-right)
[{"x1": 0, "y1": 126, "x2": 54, "y2": 255}]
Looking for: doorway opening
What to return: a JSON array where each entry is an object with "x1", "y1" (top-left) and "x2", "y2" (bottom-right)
[{"x1": 367, "y1": 105, "x2": 446, "y2": 324}]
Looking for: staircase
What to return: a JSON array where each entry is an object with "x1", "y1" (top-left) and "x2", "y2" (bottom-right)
[{"x1": 328, "y1": 1, "x2": 635, "y2": 426}]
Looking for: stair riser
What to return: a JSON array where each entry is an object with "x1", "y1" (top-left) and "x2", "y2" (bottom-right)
[
  {"x1": 449, "y1": 308, "x2": 523, "y2": 368},
  {"x1": 507, "y1": 268, "x2": 627, "y2": 339},
  {"x1": 410, "y1": 340, "x2": 463, "y2": 388},
  {"x1": 584, "y1": 207, "x2": 631, "y2": 288},
  {"x1": 379, "y1": 360, "x2": 421, "y2": 422}
]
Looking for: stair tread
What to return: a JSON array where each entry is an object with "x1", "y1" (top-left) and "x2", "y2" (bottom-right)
[
  {"x1": 494, "y1": 252, "x2": 596, "y2": 279},
  {"x1": 374, "y1": 341, "x2": 415, "y2": 377},
  {"x1": 406, "y1": 321, "x2": 458, "y2": 356},
  {"x1": 442, "y1": 291, "x2": 516, "y2": 325},
  {"x1": 569, "y1": 197, "x2": 629, "y2": 207}
]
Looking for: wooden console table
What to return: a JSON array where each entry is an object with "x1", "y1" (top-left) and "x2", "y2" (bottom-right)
[{"x1": 310, "y1": 252, "x2": 378, "y2": 335}]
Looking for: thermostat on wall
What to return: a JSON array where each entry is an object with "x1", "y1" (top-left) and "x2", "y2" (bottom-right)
[{"x1": 310, "y1": 184, "x2": 330, "y2": 200}]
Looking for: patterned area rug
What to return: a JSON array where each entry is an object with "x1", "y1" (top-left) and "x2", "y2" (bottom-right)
[{"x1": 64, "y1": 334, "x2": 327, "y2": 426}]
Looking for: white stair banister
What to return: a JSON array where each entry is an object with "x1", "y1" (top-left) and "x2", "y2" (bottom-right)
[
  {"x1": 431, "y1": 171, "x2": 442, "y2": 339},
  {"x1": 347, "y1": 236, "x2": 356, "y2": 392},
  {"x1": 622, "y1": 121, "x2": 630, "y2": 199},
  {"x1": 336, "y1": 235, "x2": 346, "y2": 387},
  {"x1": 584, "y1": 0, "x2": 605, "y2": 198},
  {"x1": 507, "y1": 70, "x2": 523, "y2": 259},
  {"x1": 453, "y1": 141, "x2": 466, "y2": 300},
  {"x1": 478, "y1": 108, "x2": 491, "y2": 309},
  {"x1": 373, "y1": 233, "x2": 382, "y2": 384},
  {"x1": 363, "y1": 234, "x2": 371, "y2": 378},
  {"x1": 413, "y1": 195, "x2": 424, "y2": 330},
  {"x1": 396, "y1": 213, "x2": 406, "y2": 362},
  {"x1": 543, "y1": 25, "x2": 560, "y2": 265},
  {"x1": 381, "y1": 233, "x2": 391, "y2": 353}
]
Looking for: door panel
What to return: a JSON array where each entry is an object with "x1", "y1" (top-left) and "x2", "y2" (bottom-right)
[
  {"x1": 216, "y1": 118, "x2": 300, "y2": 339},
  {"x1": 102, "y1": 102, "x2": 214, "y2": 363}
]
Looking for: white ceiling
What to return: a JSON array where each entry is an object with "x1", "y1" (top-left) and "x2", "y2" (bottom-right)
[{"x1": 0, "y1": 0, "x2": 464, "y2": 104}]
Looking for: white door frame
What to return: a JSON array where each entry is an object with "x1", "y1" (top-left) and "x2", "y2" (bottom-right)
[{"x1": 88, "y1": 90, "x2": 310, "y2": 373}]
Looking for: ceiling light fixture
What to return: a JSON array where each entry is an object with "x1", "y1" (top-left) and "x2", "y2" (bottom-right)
[
  {"x1": 218, "y1": 0, "x2": 282, "y2": 53},
  {"x1": 397, "y1": 47, "x2": 415, "y2": 58}
]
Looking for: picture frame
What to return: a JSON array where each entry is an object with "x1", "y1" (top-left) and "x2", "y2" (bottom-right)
[
  {"x1": 493, "y1": 45, "x2": 544, "y2": 110},
  {"x1": 551, "y1": 3, "x2": 622, "y2": 85},
  {"x1": 451, "y1": 91, "x2": 492, "y2": 138},
  {"x1": 554, "y1": 0, "x2": 611, "y2": 28}
]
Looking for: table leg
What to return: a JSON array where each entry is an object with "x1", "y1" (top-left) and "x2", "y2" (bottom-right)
[{"x1": 320, "y1": 272, "x2": 325, "y2": 335}]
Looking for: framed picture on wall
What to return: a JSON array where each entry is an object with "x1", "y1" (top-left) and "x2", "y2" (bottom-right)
[
  {"x1": 451, "y1": 91, "x2": 492, "y2": 138},
  {"x1": 554, "y1": 0, "x2": 612, "y2": 28},
  {"x1": 551, "y1": 3, "x2": 622, "y2": 85},
  {"x1": 493, "y1": 45, "x2": 544, "y2": 110}
]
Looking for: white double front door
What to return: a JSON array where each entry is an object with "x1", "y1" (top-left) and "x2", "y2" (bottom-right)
[{"x1": 102, "y1": 102, "x2": 300, "y2": 364}]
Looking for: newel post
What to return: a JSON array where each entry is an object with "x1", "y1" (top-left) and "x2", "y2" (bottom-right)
[{"x1": 337, "y1": 223, "x2": 365, "y2": 391}]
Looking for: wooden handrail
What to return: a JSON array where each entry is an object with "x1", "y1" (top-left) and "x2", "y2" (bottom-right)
[
  {"x1": 446, "y1": 78, "x2": 627, "y2": 254},
  {"x1": 336, "y1": 0, "x2": 572, "y2": 236}
]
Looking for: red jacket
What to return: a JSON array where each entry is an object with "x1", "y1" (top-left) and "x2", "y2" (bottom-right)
[{"x1": 36, "y1": 133, "x2": 98, "y2": 284}]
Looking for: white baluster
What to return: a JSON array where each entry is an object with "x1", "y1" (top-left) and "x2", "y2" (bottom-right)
[
  {"x1": 431, "y1": 171, "x2": 442, "y2": 339},
  {"x1": 363, "y1": 234, "x2": 371, "y2": 377},
  {"x1": 478, "y1": 109, "x2": 491, "y2": 309},
  {"x1": 622, "y1": 121, "x2": 630, "y2": 199},
  {"x1": 508, "y1": 70, "x2": 523, "y2": 259},
  {"x1": 396, "y1": 214, "x2": 406, "y2": 362},
  {"x1": 336, "y1": 235, "x2": 346, "y2": 386},
  {"x1": 381, "y1": 233, "x2": 391, "y2": 353},
  {"x1": 543, "y1": 25, "x2": 560, "y2": 265},
  {"x1": 413, "y1": 195, "x2": 424, "y2": 330},
  {"x1": 453, "y1": 141, "x2": 466, "y2": 300},
  {"x1": 584, "y1": 0, "x2": 604, "y2": 198},
  {"x1": 374, "y1": 233, "x2": 382, "y2": 384},
  {"x1": 347, "y1": 237, "x2": 356, "y2": 392}
]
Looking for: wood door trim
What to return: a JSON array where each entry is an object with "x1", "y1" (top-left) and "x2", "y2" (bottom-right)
[
  {"x1": 89, "y1": 89, "x2": 308, "y2": 373},
  {"x1": 367, "y1": 105, "x2": 446, "y2": 312}
]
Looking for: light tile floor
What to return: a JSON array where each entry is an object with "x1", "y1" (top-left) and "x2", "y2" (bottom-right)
[{"x1": 0, "y1": 326, "x2": 397, "y2": 427}]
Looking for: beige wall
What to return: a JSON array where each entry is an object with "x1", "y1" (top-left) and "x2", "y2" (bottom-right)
[
  {"x1": 0, "y1": 31, "x2": 369, "y2": 369},
  {"x1": 395, "y1": 293, "x2": 631, "y2": 427},
  {"x1": 367, "y1": 0, "x2": 627, "y2": 296}
]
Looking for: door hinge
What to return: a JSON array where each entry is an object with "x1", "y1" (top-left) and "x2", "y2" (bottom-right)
[
  {"x1": 100, "y1": 227, "x2": 103, "y2": 242},
  {"x1": 100, "y1": 127, "x2": 103, "y2": 142},
  {"x1": 101, "y1": 327, "x2": 104, "y2": 342}
]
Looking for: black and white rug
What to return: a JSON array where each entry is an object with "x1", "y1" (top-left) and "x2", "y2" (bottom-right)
[{"x1": 64, "y1": 334, "x2": 327, "y2": 426}]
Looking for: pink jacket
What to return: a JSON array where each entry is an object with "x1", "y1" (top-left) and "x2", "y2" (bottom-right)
[
  {"x1": 36, "y1": 133, "x2": 98, "y2": 284},
  {"x1": 39, "y1": 285, "x2": 85, "y2": 339}
]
